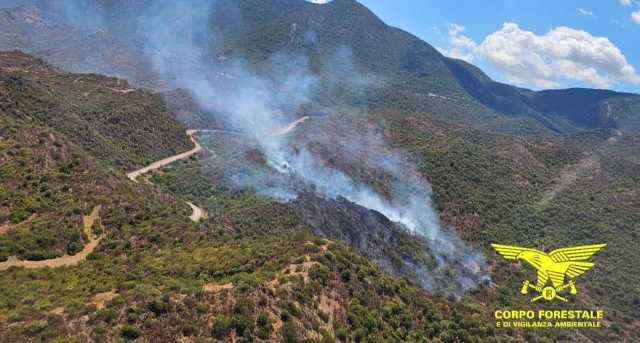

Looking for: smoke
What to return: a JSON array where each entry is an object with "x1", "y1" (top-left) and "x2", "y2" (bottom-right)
[
  {"x1": 260, "y1": 122, "x2": 488, "y2": 294},
  {"x1": 21, "y1": 0, "x2": 489, "y2": 296},
  {"x1": 1, "y1": 0, "x2": 106, "y2": 28}
]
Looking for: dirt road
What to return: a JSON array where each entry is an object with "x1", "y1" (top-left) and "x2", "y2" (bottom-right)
[
  {"x1": 126, "y1": 122, "x2": 308, "y2": 222},
  {"x1": 127, "y1": 130, "x2": 203, "y2": 182},
  {"x1": 0, "y1": 205, "x2": 102, "y2": 271},
  {"x1": 126, "y1": 130, "x2": 207, "y2": 222},
  {"x1": 273, "y1": 116, "x2": 309, "y2": 136},
  {"x1": 0, "y1": 213, "x2": 37, "y2": 235},
  {"x1": 187, "y1": 202, "x2": 206, "y2": 221},
  {"x1": 0, "y1": 121, "x2": 310, "y2": 271}
]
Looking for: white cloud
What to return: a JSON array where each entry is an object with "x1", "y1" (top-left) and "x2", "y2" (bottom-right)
[
  {"x1": 632, "y1": 10, "x2": 640, "y2": 23},
  {"x1": 442, "y1": 23, "x2": 477, "y2": 62},
  {"x1": 442, "y1": 22, "x2": 640, "y2": 89},
  {"x1": 619, "y1": 0, "x2": 631, "y2": 6},
  {"x1": 578, "y1": 8, "x2": 594, "y2": 17}
]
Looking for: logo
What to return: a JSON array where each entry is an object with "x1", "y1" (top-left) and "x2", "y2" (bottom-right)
[{"x1": 491, "y1": 243, "x2": 606, "y2": 302}]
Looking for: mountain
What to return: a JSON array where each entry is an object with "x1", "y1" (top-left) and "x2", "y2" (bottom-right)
[
  {"x1": 2, "y1": 0, "x2": 639, "y2": 135},
  {"x1": 446, "y1": 57, "x2": 640, "y2": 133},
  {"x1": 1, "y1": 1, "x2": 640, "y2": 342},
  {"x1": 0, "y1": 4, "x2": 157, "y2": 85},
  {"x1": 0, "y1": 50, "x2": 517, "y2": 343},
  {"x1": 224, "y1": 0, "x2": 640, "y2": 134}
]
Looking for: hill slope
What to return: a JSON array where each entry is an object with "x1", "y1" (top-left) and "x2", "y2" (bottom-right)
[
  {"x1": 0, "y1": 1, "x2": 639, "y2": 341},
  {"x1": 187, "y1": 0, "x2": 640, "y2": 134},
  {"x1": 0, "y1": 51, "x2": 546, "y2": 343},
  {"x1": 446, "y1": 57, "x2": 640, "y2": 133},
  {"x1": 2, "y1": 0, "x2": 639, "y2": 134},
  {"x1": 0, "y1": 51, "x2": 191, "y2": 169}
]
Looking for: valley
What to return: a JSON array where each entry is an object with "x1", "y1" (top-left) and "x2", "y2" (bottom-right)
[{"x1": 0, "y1": 1, "x2": 639, "y2": 342}]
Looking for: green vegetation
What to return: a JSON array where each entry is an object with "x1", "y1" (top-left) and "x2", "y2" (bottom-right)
[
  {"x1": 1, "y1": 48, "x2": 638, "y2": 342},
  {"x1": 0, "y1": 51, "x2": 191, "y2": 170},
  {"x1": 384, "y1": 113, "x2": 640, "y2": 341}
]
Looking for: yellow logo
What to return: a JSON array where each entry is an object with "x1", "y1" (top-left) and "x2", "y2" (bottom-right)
[{"x1": 491, "y1": 243, "x2": 606, "y2": 302}]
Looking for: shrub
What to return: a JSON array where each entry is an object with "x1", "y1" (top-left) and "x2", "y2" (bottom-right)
[
  {"x1": 256, "y1": 326, "x2": 271, "y2": 340},
  {"x1": 212, "y1": 315, "x2": 232, "y2": 339},
  {"x1": 121, "y1": 325, "x2": 141, "y2": 340},
  {"x1": 24, "y1": 320, "x2": 48, "y2": 335},
  {"x1": 196, "y1": 303, "x2": 208, "y2": 315},
  {"x1": 97, "y1": 309, "x2": 118, "y2": 323},
  {"x1": 340, "y1": 270, "x2": 351, "y2": 282},
  {"x1": 282, "y1": 321, "x2": 299, "y2": 343},
  {"x1": 9, "y1": 209, "x2": 29, "y2": 223},
  {"x1": 304, "y1": 243, "x2": 321, "y2": 254},
  {"x1": 309, "y1": 264, "x2": 330, "y2": 285},
  {"x1": 335, "y1": 327, "x2": 348, "y2": 341},
  {"x1": 91, "y1": 223, "x2": 103, "y2": 236},
  {"x1": 24, "y1": 250, "x2": 60, "y2": 261},
  {"x1": 320, "y1": 331, "x2": 336, "y2": 343},
  {"x1": 285, "y1": 301, "x2": 301, "y2": 318},
  {"x1": 148, "y1": 298, "x2": 170, "y2": 315},
  {"x1": 182, "y1": 323, "x2": 196, "y2": 337},
  {"x1": 232, "y1": 314, "x2": 255, "y2": 336},
  {"x1": 257, "y1": 312, "x2": 271, "y2": 327},
  {"x1": 353, "y1": 328, "x2": 367, "y2": 343},
  {"x1": 66, "y1": 241, "x2": 83, "y2": 255}
]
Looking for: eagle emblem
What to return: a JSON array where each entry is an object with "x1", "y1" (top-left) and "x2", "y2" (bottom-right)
[{"x1": 491, "y1": 243, "x2": 606, "y2": 302}]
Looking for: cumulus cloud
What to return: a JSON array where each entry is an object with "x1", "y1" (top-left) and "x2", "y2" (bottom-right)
[
  {"x1": 632, "y1": 10, "x2": 640, "y2": 23},
  {"x1": 578, "y1": 8, "x2": 594, "y2": 17},
  {"x1": 442, "y1": 23, "x2": 477, "y2": 62},
  {"x1": 443, "y1": 22, "x2": 640, "y2": 89}
]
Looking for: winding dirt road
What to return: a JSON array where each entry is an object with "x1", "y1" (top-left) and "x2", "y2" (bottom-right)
[
  {"x1": 127, "y1": 130, "x2": 203, "y2": 182},
  {"x1": 127, "y1": 130, "x2": 207, "y2": 222},
  {"x1": 128, "y1": 120, "x2": 310, "y2": 221},
  {"x1": 0, "y1": 206, "x2": 102, "y2": 271},
  {"x1": 0, "y1": 120, "x2": 311, "y2": 271}
]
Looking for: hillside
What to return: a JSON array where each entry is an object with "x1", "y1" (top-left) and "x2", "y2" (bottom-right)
[
  {"x1": 446, "y1": 58, "x2": 640, "y2": 133},
  {"x1": 0, "y1": 4, "x2": 156, "y2": 85},
  {"x1": 0, "y1": 51, "x2": 191, "y2": 169},
  {"x1": 0, "y1": 50, "x2": 193, "y2": 260},
  {"x1": 2, "y1": 1, "x2": 640, "y2": 134},
  {"x1": 0, "y1": 0, "x2": 639, "y2": 342},
  {"x1": 0, "y1": 51, "x2": 545, "y2": 343},
  {"x1": 0, "y1": 51, "x2": 637, "y2": 343},
  {"x1": 146, "y1": 108, "x2": 640, "y2": 342}
]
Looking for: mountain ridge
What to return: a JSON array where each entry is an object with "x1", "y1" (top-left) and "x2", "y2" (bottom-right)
[
  {"x1": 2, "y1": 0, "x2": 639, "y2": 134},
  {"x1": 1, "y1": 1, "x2": 639, "y2": 341}
]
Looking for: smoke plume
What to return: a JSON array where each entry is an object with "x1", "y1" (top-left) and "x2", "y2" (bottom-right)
[{"x1": 14, "y1": 0, "x2": 489, "y2": 296}]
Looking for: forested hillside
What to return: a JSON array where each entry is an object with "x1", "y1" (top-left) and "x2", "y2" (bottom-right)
[{"x1": 0, "y1": 0, "x2": 639, "y2": 342}]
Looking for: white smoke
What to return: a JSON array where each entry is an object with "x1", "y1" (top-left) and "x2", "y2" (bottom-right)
[{"x1": 25, "y1": 0, "x2": 489, "y2": 295}]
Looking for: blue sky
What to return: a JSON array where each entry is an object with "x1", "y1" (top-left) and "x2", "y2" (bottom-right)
[{"x1": 357, "y1": 0, "x2": 640, "y2": 93}]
